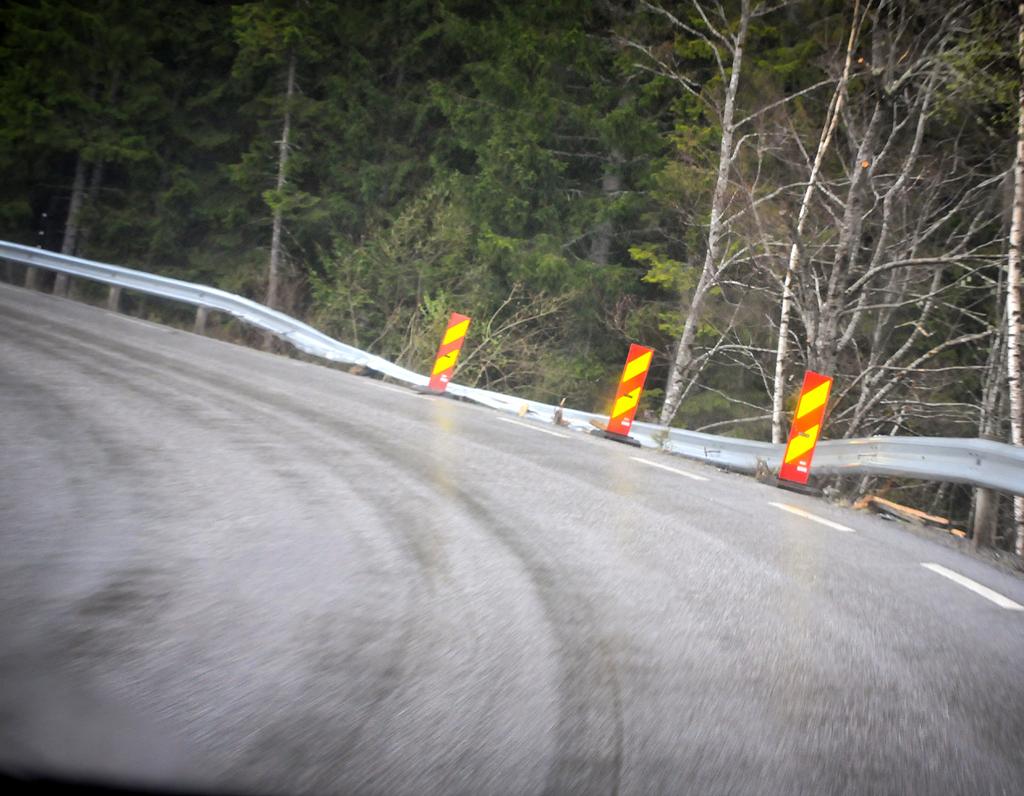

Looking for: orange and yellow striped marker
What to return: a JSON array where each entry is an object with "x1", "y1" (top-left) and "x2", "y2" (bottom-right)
[
  {"x1": 428, "y1": 312, "x2": 471, "y2": 393},
  {"x1": 779, "y1": 370, "x2": 833, "y2": 485},
  {"x1": 606, "y1": 343, "x2": 654, "y2": 437}
]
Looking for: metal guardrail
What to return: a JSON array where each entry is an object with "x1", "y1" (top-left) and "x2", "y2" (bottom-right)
[
  {"x1": 3, "y1": 239, "x2": 1023, "y2": 495},
  {"x1": 0, "y1": 241, "x2": 425, "y2": 385}
]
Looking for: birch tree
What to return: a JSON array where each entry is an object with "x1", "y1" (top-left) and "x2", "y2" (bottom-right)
[
  {"x1": 626, "y1": 0, "x2": 754, "y2": 425},
  {"x1": 623, "y1": 0, "x2": 846, "y2": 425},
  {"x1": 1008, "y1": 0, "x2": 1024, "y2": 554},
  {"x1": 760, "y1": 2, "x2": 1005, "y2": 441},
  {"x1": 770, "y1": 0, "x2": 864, "y2": 442}
]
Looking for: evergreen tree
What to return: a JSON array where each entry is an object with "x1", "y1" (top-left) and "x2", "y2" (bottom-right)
[{"x1": 0, "y1": 0, "x2": 168, "y2": 272}]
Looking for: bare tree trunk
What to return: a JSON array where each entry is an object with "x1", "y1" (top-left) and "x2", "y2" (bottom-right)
[
  {"x1": 975, "y1": 239, "x2": 1008, "y2": 550},
  {"x1": 75, "y1": 73, "x2": 117, "y2": 264},
  {"x1": 266, "y1": 52, "x2": 296, "y2": 313},
  {"x1": 770, "y1": 0, "x2": 861, "y2": 442},
  {"x1": 973, "y1": 487, "x2": 998, "y2": 550},
  {"x1": 1008, "y1": 2, "x2": 1024, "y2": 556},
  {"x1": 76, "y1": 160, "x2": 106, "y2": 257},
  {"x1": 53, "y1": 153, "x2": 88, "y2": 297},
  {"x1": 660, "y1": 0, "x2": 751, "y2": 425},
  {"x1": 588, "y1": 150, "x2": 623, "y2": 266},
  {"x1": 808, "y1": 100, "x2": 882, "y2": 376}
]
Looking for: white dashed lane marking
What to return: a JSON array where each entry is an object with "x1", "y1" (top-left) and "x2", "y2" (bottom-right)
[
  {"x1": 497, "y1": 416, "x2": 570, "y2": 438},
  {"x1": 768, "y1": 501, "x2": 854, "y2": 532},
  {"x1": 920, "y1": 563, "x2": 1024, "y2": 611},
  {"x1": 373, "y1": 382, "x2": 418, "y2": 396},
  {"x1": 630, "y1": 456, "x2": 709, "y2": 482}
]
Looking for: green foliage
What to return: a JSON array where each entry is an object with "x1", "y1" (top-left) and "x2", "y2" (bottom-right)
[
  {"x1": 631, "y1": 244, "x2": 700, "y2": 292},
  {"x1": 312, "y1": 186, "x2": 473, "y2": 352},
  {"x1": 933, "y1": 5, "x2": 1018, "y2": 129}
]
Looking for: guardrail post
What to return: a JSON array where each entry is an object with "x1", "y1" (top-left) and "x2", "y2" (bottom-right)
[
  {"x1": 972, "y1": 487, "x2": 997, "y2": 549},
  {"x1": 53, "y1": 272, "x2": 70, "y2": 297},
  {"x1": 194, "y1": 306, "x2": 209, "y2": 335},
  {"x1": 107, "y1": 285, "x2": 122, "y2": 312},
  {"x1": 25, "y1": 266, "x2": 39, "y2": 290}
]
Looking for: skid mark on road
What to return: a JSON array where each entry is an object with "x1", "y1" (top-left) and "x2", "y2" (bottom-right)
[
  {"x1": 5, "y1": 310, "x2": 623, "y2": 794},
  {"x1": 920, "y1": 563, "x2": 1023, "y2": 611},
  {"x1": 3, "y1": 319, "x2": 461, "y2": 792}
]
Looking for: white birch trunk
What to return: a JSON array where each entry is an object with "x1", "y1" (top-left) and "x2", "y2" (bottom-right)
[
  {"x1": 770, "y1": 0, "x2": 861, "y2": 442},
  {"x1": 659, "y1": 0, "x2": 751, "y2": 425},
  {"x1": 1008, "y1": 3, "x2": 1024, "y2": 556}
]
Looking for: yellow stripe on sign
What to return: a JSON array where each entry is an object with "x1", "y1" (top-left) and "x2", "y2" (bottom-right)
[
  {"x1": 784, "y1": 424, "x2": 820, "y2": 462},
  {"x1": 621, "y1": 351, "x2": 652, "y2": 384},
  {"x1": 442, "y1": 319, "x2": 470, "y2": 346},
  {"x1": 432, "y1": 351, "x2": 458, "y2": 375},
  {"x1": 612, "y1": 389, "x2": 640, "y2": 419},
  {"x1": 795, "y1": 381, "x2": 830, "y2": 419}
]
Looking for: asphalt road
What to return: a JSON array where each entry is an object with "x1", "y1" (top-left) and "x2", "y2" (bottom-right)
[{"x1": 2, "y1": 281, "x2": 1023, "y2": 795}]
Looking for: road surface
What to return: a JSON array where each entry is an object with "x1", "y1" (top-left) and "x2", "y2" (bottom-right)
[{"x1": 1, "y1": 281, "x2": 1023, "y2": 794}]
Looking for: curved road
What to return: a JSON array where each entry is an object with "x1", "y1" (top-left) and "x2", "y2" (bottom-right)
[{"x1": 1, "y1": 282, "x2": 1023, "y2": 794}]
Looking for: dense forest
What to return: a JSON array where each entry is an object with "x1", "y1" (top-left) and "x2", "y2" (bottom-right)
[{"x1": 2, "y1": 0, "x2": 1022, "y2": 547}]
